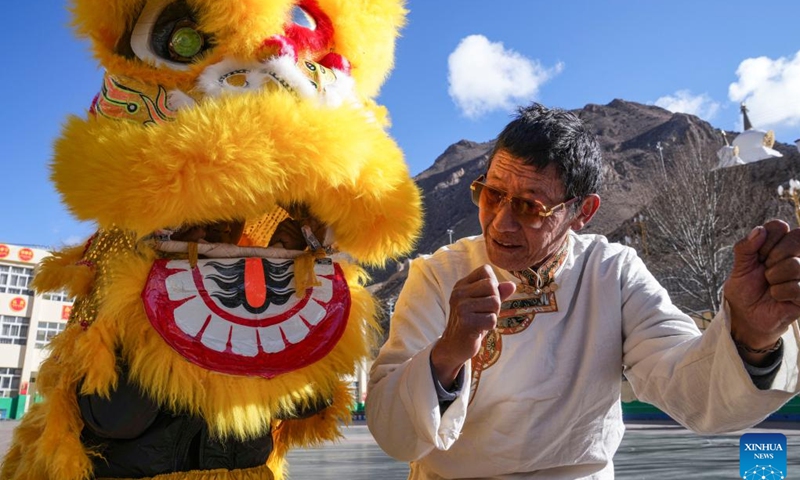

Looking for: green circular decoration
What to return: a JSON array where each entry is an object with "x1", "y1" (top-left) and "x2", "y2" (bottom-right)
[{"x1": 170, "y1": 27, "x2": 203, "y2": 59}]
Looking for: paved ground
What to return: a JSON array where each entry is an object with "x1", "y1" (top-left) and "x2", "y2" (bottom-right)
[
  {"x1": 615, "y1": 420, "x2": 800, "y2": 479},
  {"x1": 1, "y1": 419, "x2": 798, "y2": 479}
]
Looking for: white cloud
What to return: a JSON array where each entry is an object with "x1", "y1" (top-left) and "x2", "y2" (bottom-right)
[
  {"x1": 654, "y1": 90, "x2": 720, "y2": 120},
  {"x1": 63, "y1": 235, "x2": 85, "y2": 247},
  {"x1": 448, "y1": 35, "x2": 564, "y2": 119},
  {"x1": 728, "y1": 50, "x2": 800, "y2": 130}
]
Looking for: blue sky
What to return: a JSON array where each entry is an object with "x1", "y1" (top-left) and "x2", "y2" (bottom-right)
[{"x1": 2, "y1": 0, "x2": 799, "y2": 248}]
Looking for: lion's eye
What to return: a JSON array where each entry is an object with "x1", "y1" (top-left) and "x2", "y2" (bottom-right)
[
  {"x1": 130, "y1": 0, "x2": 211, "y2": 70},
  {"x1": 290, "y1": 6, "x2": 316, "y2": 30},
  {"x1": 168, "y1": 21, "x2": 205, "y2": 61}
]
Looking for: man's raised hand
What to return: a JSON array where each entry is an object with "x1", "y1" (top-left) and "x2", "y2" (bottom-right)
[{"x1": 430, "y1": 265, "x2": 516, "y2": 389}]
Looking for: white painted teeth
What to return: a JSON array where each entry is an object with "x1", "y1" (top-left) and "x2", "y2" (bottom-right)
[
  {"x1": 175, "y1": 305, "x2": 206, "y2": 337},
  {"x1": 280, "y1": 317, "x2": 309, "y2": 344},
  {"x1": 299, "y1": 300, "x2": 326, "y2": 326},
  {"x1": 258, "y1": 325, "x2": 285, "y2": 354},
  {"x1": 202, "y1": 316, "x2": 232, "y2": 352},
  {"x1": 164, "y1": 259, "x2": 334, "y2": 356},
  {"x1": 166, "y1": 269, "x2": 196, "y2": 302},
  {"x1": 229, "y1": 323, "x2": 259, "y2": 357}
]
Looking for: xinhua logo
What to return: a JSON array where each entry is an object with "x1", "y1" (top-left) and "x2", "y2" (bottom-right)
[{"x1": 740, "y1": 433, "x2": 787, "y2": 479}]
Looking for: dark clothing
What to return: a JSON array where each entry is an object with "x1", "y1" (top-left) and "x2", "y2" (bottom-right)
[
  {"x1": 743, "y1": 343, "x2": 784, "y2": 390},
  {"x1": 79, "y1": 371, "x2": 273, "y2": 478},
  {"x1": 79, "y1": 365, "x2": 327, "y2": 478}
]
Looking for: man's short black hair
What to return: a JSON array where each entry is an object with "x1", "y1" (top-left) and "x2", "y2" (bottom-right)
[{"x1": 488, "y1": 103, "x2": 603, "y2": 200}]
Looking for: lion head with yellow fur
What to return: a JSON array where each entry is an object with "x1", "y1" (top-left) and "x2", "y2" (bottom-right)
[{"x1": 2, "y1": 1, "x2": 420, "y2": 479}]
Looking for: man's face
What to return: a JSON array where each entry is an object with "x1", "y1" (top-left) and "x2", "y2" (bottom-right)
[{"x1": 479, "y1": 149, "x2": 578, "y2": 271}]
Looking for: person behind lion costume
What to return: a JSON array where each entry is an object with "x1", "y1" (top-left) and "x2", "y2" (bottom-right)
[{"x1": 1, "y1": 1, "x2": 421, "y2": 479}]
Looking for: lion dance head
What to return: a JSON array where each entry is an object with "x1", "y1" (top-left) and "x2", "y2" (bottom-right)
[{"x1": 2, "y1": 1, "x2": 420, "y2": 479}]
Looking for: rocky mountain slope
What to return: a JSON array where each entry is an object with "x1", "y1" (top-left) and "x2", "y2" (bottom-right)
[{"x1": 369, "y1": 99, "x2": 800, "y2": 320}]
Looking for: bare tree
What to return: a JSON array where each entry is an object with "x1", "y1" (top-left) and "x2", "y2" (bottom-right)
[{"x1": 637, "y1": 147, "x2": 777, "y2": 315}]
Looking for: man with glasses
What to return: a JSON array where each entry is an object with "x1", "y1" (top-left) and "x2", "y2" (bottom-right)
[{"x1": 367, "y1": 102, "x2": 800, "y2": 479}]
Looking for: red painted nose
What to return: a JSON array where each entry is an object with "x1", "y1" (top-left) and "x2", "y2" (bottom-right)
[{"x1": 244, "y1": 257, "x2": 268, "y2": 309}]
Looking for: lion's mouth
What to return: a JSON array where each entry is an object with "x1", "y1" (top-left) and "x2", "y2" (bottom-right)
[{"x1": 142, "y1": 204, "x2": 349, "y2": 378}]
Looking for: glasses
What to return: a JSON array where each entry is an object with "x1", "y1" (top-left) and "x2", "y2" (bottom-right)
[{"x1": 470, "y1": 175, "x2": 578, "y2": 225}]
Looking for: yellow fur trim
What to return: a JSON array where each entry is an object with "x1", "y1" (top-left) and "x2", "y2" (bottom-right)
[
  {"x1": 1, "y1": 343, "x2": 95, "y2": 480},
  {"x1": 53, "y1": 92, "x2": 421, "y2": 265},
  {"x1": 270, "y1": 380, "x2": 353, "y2": 458},
  {"x1": 32, "y1": 243, "x2": 95, "y2": 297},
  {"x1": 323, "y1": 0, "x2": 407, "y2": 97},
  {"x1": 92, "y1": 50, "x2": 214, "y2": 94}
]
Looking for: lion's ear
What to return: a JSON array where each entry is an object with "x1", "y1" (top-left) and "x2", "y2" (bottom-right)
[
  {"x1": 33, "y1": 241, "x2": 97, "y2": 297},
  {"x1": 315, "y1": 0, "x2": 407, "y2": 97}
]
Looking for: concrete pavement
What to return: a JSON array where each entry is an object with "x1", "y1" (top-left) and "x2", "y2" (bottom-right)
[{"x1": 1, "y1": 419, "x2": 798, "y2": 478}]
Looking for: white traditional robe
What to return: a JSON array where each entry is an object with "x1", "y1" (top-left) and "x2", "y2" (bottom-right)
[{"x1": 367, "y1": 232, "x2": 800, "y2": 479}]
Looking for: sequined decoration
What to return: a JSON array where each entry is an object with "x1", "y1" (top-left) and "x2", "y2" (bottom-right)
[
  {"x1": 241, "y1": 206, "x2": 290, "y2": 246},
  {"x1": 67, "y1": 227, "x2": 137, "y2": 331}
]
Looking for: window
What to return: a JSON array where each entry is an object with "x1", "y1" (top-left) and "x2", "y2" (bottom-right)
[
  {"x1": 0, "y1": 316, "x2": 29, "y2": 345},
  {"x1": 0, "y1": 368, "x2": 21, "y2": 397},
  {"x1": 35, "y1": 321, "x2": 67, "y2": 349},
  {"x1": 0, "y1": 265, "x2": 34, "y2": 296},
  {"x1": 41, "y1": 290, "x2": 73, "y2": 302}
]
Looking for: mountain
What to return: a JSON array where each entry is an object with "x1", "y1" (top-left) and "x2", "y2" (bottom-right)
[{"x1": 369, "y1": 99, "x2": 800, "y2": 323}]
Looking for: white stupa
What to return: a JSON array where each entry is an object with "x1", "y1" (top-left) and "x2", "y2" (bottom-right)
[
  {"x1": 715, "y1": 144, "x2": 745, "y2": 169},
  {"x1": 715, "y1": 131, "x2": 745, "y2": 169},
  {"x1": 729, "y1": 103, "x2": 783, "y2": 163}
]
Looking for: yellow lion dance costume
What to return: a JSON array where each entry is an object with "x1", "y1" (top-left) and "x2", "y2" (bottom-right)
[{"x1": 1, "y1": 1, "x2": 420, "y2": 479}]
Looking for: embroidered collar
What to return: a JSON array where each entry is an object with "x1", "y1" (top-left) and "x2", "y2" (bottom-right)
[{"x1": 511, "y1": 235, "x2": 570, "y2": 295}]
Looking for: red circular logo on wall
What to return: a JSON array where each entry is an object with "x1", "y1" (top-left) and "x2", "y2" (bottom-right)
[
  {"x1": 10, "y1": 298, "x2": 26, "y2": 312},
  {"x1": 18, "y1": 248, "x2": 34, "y2": 262},
  {"x1": 0, "y1": 245, "x2": 8, "y2": 258}
]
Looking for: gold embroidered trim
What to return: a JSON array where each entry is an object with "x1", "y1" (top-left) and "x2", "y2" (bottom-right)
[
  {"x1": 468, "y1": 237, "x2": 570, "y2": 404},
  {"x1": 512, "y1": 236, "x2": 570, "y2": 295}
]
